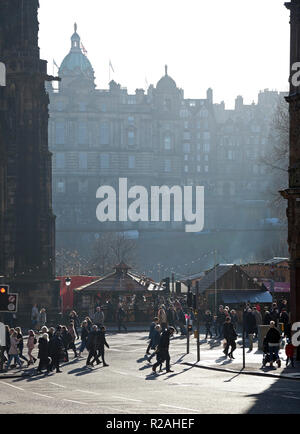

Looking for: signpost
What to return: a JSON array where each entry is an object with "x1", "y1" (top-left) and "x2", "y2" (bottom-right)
[{"x1": 196, "y1": 281, "x2": 200, "y2": 362}]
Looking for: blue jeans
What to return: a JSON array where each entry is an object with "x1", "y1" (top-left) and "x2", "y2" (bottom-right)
[
  {"x1": 6, "y1": 354, "x2": 22, "y2": 368},
  {"x1": 79, "y1": 338, "x2": 87, "y2": 353},
  {"x1": 269, "y1": 345, "x2": 279, "y2": 362}
]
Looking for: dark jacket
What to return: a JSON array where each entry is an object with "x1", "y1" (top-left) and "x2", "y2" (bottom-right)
[
  {"x1": 204, "y1": 313, "x2": 213, "y2": 326},
  {"x1": 150, "y1": 330, "x2": 161, "y2": 349},
  {"x1": 95, "y1": 331, "x2": 109, "y2": 350},
  {"x1": 265, "y1": 327, "x2": 281, "y2": 344},
  {"x1": 38, "y1": 338, "x2": 49, "y2": 360},
  {"x1": 148, "y1": 322, "x2": 157, "y2": 340},
  {"x1": 217, "y1": 311, "x2": 226, "y2": 325},
  {"x1": 61, "y1": 330, "x2": 72, "y2": 349},
  {"x1": 117, "y1": 308, "x2": 126, "y2": 321},
  {"x1": 86, "y1": 330, "x2": 98, "y2": 351},
  {"x1": 158, "y1": 329, "x2": 171, "y2": 350},
  {"x1": 244, "y1": 311, "x2": 257, "y2": 334},
  {"x1": 49, "y1": 334, "x2": 64, "y2": 356},
  {"x1": 81, "y1": 326, "x2": 89, "y2": 340},
  {"x1": 223, "y1": 322, "x2": 238, "y2": 341}
]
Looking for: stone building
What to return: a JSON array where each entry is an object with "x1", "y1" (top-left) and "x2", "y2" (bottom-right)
[
  {"x1": 48, "y1": 25, "x2": 287, "y2": 273},
  {"x1": 0, "y1": 0, "x2": 60, "y2": 323}
]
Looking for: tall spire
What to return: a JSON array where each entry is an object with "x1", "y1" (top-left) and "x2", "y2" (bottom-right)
[{"x1": 165, "y1": 65, "x2": 168, "y2": 76}]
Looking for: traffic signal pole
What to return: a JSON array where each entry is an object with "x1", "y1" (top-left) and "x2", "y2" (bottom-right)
[{"x1": 196, "y1": 281, "x2": 200, "y2": 362}]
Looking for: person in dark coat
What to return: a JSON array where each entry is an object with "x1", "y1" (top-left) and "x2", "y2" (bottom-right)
[
  {"x1": 244, "y1": 308, "x2": 257, "y2": 350},
  {"x1": 263, "y1": 310, "x2": 272, "y2": 326},
  {"x1": 90, "y1": 326, "x2": 110, "y2": 367},
  {"x1": 146, "y1": 318, "x2": 159, "y2": 355},
  {"x1": 279, "y1": 309, "x2": 290, "y2": 337},
  {"x1": 216, "y1": 306, "x2": 227, "y2": 339},
  {"x1": 269, "y1": 303, "x2": 279, "y2": 326},
  {"x1": 152, "y1": 326, "x2": 175, "y2": 373},
  {"x1": 86, "y1": 325, "x2": 98, "y2": 366},
  {"x1": 204, "y1": 310, "x2": 213, "y2": 339},
  {"x1": 49, "y1": 326, "x2": 64, "y2": 373},
  {"x1": 37, "y1": 333, "x2": 50, "y2": 374},
  {"x1": 265, "y1": 321, "x2": 281, "y2": 367},
  {"x1": 147, "y1": 324, "x2": 162, "y2": 363},
  {"x1": 116, "y1": 306, "x2": 127, "y2": 332},
  {"x1": 223, "y1": 317, "x2": 238, "y2": 358},
  {"x1": 78, "y1": 320, "x2": 89, "y2": 357}
]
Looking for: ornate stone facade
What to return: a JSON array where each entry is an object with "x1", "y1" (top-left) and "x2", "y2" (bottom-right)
[{"x1": 0, "y1": 0, "x2": 60, "y2": 322}]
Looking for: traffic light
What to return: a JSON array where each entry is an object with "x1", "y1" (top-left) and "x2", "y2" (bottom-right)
[
  {"x1": 162, "y1": 277, "x2": 170, "y2": 292},
  {"x1": 0, "y1": 285, "x2": 9, "y2": 312}
]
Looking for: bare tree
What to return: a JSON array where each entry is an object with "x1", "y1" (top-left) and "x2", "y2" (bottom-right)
[
  {"x1": 88, "y1": 232, "x2": 137, "y2": 275},
  {"x1": 260, "y1": 97, "x2": 289, "y2": 219}
]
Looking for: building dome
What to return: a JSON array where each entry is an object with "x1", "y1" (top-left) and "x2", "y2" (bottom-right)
[
  {"x1": 156, "y1": 65, "x2": 177, "y2": 91},
  {"x1": 59, "y1": 23, "x2": 94, "y2": 80}
]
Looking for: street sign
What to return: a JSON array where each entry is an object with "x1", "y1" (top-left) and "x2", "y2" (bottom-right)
[{"x1": 0, "y1": 293, "x2": 18, "y2": 313}]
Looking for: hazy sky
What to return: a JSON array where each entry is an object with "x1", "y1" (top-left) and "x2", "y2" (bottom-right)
[{"x1": 38, "y1": 0, "x2": 290, "y2": 109}]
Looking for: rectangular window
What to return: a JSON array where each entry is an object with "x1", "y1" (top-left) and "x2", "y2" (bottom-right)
[
  {"x1": 128, "y1": 155, "x2": 136, "y2": 169},
  {"x1": 164, "y1": 135, "x2": 171, "y2": 150},
  {"x1": 55, "y1": 122, "x2": 65, "y2": 145},
  {"x1": 57, "y1": 179, "x2": 65, "y2": 193},
  {"x1": 78, "y1": 122, "x2": 88, "y2": 145},
  {"x1": 128, "y1": 131, "x2": 135, "y2": 146},
  {"x1": 100, "y1": 153, "x2": 110, "y2": 169},
  {"x1": 184, "y1": 165, "x2": 189, "y2": 173},
  {"x1": 204, "y1": 143, "x2": 210, "y2": 153},
  {"x1": 197, "y1": 165, "x2": 201, "y2": 172},
  {"x1": 99, "y1": 121, "x2": 110, "y2": 145},
  {"x1": 79, "y1": 152, "x2": 88, "y2": 169},
  {"x1": 183, "y1": 143, "x2": 190, "y2": 153},
  {"x1": 56, "y1": 152, "x2": 65, "y2": 169},
  {"x1": 164, "y1": 159, "x2": 171, "y2": 172}
]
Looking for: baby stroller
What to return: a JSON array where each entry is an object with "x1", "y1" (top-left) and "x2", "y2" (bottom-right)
[{"x1": 262, "y1": 338, "x2": 281, "y2": 368}]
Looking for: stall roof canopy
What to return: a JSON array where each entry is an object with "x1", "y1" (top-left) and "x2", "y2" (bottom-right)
[
  {"x1": 73, "y1": 263, "x2": 163, "y2": 293},
  {"x1": 221, "y1": 290, "x2": 272, "y2": 304}
]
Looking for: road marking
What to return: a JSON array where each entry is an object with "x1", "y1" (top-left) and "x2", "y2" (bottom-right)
[
  {"x1": 111, "y1": 370, "x2": 129, "y2": 376},
  {"x1": 159, "y1": 404, "x2": 199, "y2": 412},
  {"x1": 32, "y1": 392, "x2": 54, "y2": 399},
  {"x1": 49, "y1": 382, "x2": 66, "y2": 388},
  {"x1": 112, "y1": 395, "x2": 143, "y2": 402},
  {"x1": 0, "y1": 382, "x2": 24, "y2": 391},
  {"x1": 62, "y1": 399, "x2": 89, "y2": 405}
]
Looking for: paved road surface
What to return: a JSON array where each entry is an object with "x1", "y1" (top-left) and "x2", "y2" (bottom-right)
[{"x1": 0, "y1": 332, "x2": 300, "y2": 414}]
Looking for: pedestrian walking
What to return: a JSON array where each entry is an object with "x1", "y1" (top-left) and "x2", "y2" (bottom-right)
[
  {"x1": 37, "y1": 333, "x2": 50, "y2": 374},
  {"x1": 147, "y1": 324, "x2": 161, "y2": 363},
  {"x1": 39, "y1": 308, "x2": 47, "y2": 329},
  {"x1": 270, "y1": 302, "x2": 279, "y2": 326},
  {"x1": 244, "y1": 307, "x2": 257, "y2": 350},
  {"x1": 86, "y1": 325, "x2": 98, "y2": 366},
  {"x1": 78, "y1": 320, "x2": 89, "y2": 357},
  {"x1": 216, "y1": 306, "x2": 226, "y2": 339},
  {"x1": 116, "y1": 305, "x2": 127, "y2": 332},
  {"x1": 49, "y1": 326, "x2": 64, "y2": 373},
  {"x1": 252, "y1": 306, "x2": 262, "y2": 338},
  {"x1": 230, "y1": 309, "x2": 238, "y2": 331},
  {"x1": 31, "y1": 304, "x2": 39, "y2": 330},
  {"x1": 69, "y1": 310, "x2": 80, "y2": 339},
  {"x1": 67, "y1": 321, "x2": 78, "y2": 358},
  {"x1": 15, "y1": 327, "x2": 29, "y2": 364},
  {"x1": 90, "y1": 326, "x2": 110, "y2": 367},
  {"x1": 146, "y1": 317, "x2": 159, "y2": 355},
  {"x1": 5, "y1": 331, "x2": 23, "y2": 370},
  {"x1": 265, "y1": 321, "x2": 281, "y2": 368},
  {"x1": 280, "y1": 309, "x2": 290, "y2": 337},
  {"x1": 176, "y1": 307, "x2": 186, "y2": 335},
  {"x1": 85, "y1": 316, "x2": 93, "y2": 331},
  {"x1": 93, "y1": 306, "x2": 105, "y2": 329},
  {"x1": 223, "y1": 317, "x2": 238, "y2": 359},
  {"x1": 152, "y1": 326, "x2": 175, "y2": 374},
  {"x1": 204, "y1": 310, "x2": 213, "y2": 339},
  {"x1": 166, "y1": 306, "x2": 178, "y2": 333},
  {"x1": 285, "y1": 339, "x2": 295, "y2": 368},
  {"x1": 158, "y1": 305, "x2": 168, "y2": 332},
  {"x1": 27, "y1": 330, "x2": 37, "y2": 366}
]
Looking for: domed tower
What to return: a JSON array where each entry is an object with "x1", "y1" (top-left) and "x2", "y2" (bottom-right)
[
  {"x1": 154, "y1": 65, "x2": 182, "y2": 117},
  {"x1": 59, "y1": 23, "x2": 95, "y2": 91}
]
